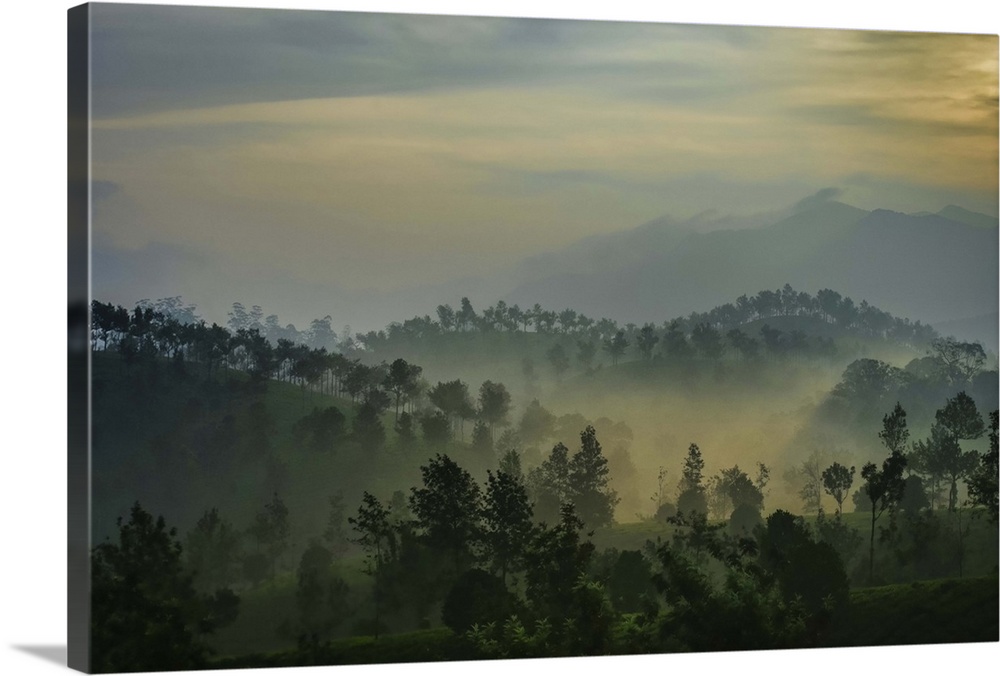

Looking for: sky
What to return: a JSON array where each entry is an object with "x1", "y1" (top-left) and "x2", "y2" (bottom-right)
[{"x1": 84, "y1": 1, "x2": 1000, "y2": 329}]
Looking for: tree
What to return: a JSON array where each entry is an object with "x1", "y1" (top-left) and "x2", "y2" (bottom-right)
[
  {"x1": 249, "y1": 493, "x2": 291, "y2": 580},
  {"x1": 518, "y1": 399, "x2": 556, "y2": 448},
  {"x1": 878, "y1": 402, "x2": 910, "y2": 454},
  {"x1": 676, "y1": 443, "x2": 707, "y2": 516},
  {"x1": 821, "y1": 462, "x2": 855, "y2": 515},
  {"x1": 662, "y1": 320, "x2": 692, "y2": 360},
  {"x1": 691, "y1": 323, "x2": 724, "y2": 360},
  {"x1": 832, "y1": 359, "x2": 906, "y2": 406},
  {"x1": 931, "y1": 338, "x2": 987, "y2": 384},
  {"x1": 527, "y1": 442, "x2": 572, "y2": 525},
  {"x1": 478, "y1": 380, "x2": 512, "y2": 441},
  {"x1": 860, "y1": 405, "x2": 911, "y2": 581},
  {"x1": 789, "y1": 452, "x2": 826, "y2": 515},
  {"x1": 384, "y1": 358, "x2": 423, "y2": 422},
  {"x1": 522, "y1": 504, "x2": 597, "y2": 628},
  {"x1": 185, "y1": 508, "x2": 242, "y2": 592},
  {"x1": 967, "y1": 410, "x2": 999, "y2": 521},
  {"x1": 635, "y1": 324, "x2": 660, "y2": 360},
  {"x1": 409, "y1": 454, "x2": 483, "y2": 574},
  {"x1": 428, "y1": 379, "x2": 474, "y2": 439},
  {"x1": 546, "y1": 343, "x2": 571, "y2": 378},
  {"x1": 716, "y1": 465, "x2": 764, "y2": 516},
  {"x1": 353, "y1": 401, "x2": 386, "y2": 454},
  {"x1": 349, "y1": 492, "x2": 394, "y2": 639},
  {"x1": 914, "y1": 393, "x2": 985, "y2": 511},
  {"x1": 456, "y1": 297, "x2": 477, "y2": 331},
  {"x1": 471, "y1": 419, "x2": 494, "y2": 455},
  {"x1": 482, "y1": 469, "x2": 535, "y2": 584},
  {"x1": 420, "y1": 410, "x2": 452, "y2": 449},
  {"x1": 756, "y1": 511, "x2": 848, "y2": 632},
  {"x1": 322, "y1": 492, "x2": 350, "y2": 558},
  {"x1": 602, "y1": 330, "x2": 629, "y2": 366},
  {"x1": 576, "y1": 340, "x2": 597, "y2": 372},
  {"x1": 92, "y1": 503, "x2": 239, "y2": 672},
  {"x1": 295, "y1": 540, "x2": 350, "y2": 640},
  {"x1": 936, "y1": 391, "x2": 987, "y2": 441},
  {"x1": 567, "y1": 426, "x2": 619, "y2": 528}
]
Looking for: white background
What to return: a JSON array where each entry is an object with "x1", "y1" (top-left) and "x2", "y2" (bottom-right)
[{"x1": 2, "y1": 1, "x2": 997, "y2": 675}]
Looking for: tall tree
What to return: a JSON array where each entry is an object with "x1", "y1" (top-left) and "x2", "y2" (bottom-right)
[
  {"x1": 546, "y1": 343, "x2": 571, "y2": 379},
  {"x1": 481, "y1": 469, "x2": 535, "y2": 585},
  {"x1": 249, "y1": 493, "x2": 291, "y2": 580},
  {"x1": 478, "y1": 380, "x2": 512, "y2": 441},
  {"x1": 967, "y1": 410, "x2": 999, "y2": 521},
  {"x1": 384, "y1": 358, "x2": 423, "y2": 422},
  {"x1": 602, "y1": 330, "x2": 629, "y2": 366},
  {"x1": 677, "y1": 443, "x2": 707, "y2": 516},
  {"x1": 635, "y1": 324, "x2": 660, "y2": 360},
  {"x1": 914, "y1": 393, "x2": 985, "y2": 511},
  {"x1": 567, "y1": 426, "x2": 619, "y2": 528},
  {"x1": 821, "y1": 462, "x2": 855, "y2": 515},
  {"x1": 349, "y1": 492, "x2": 394, "y2": 639},
  {"x1": 861, "y1": 413, "x2": 908, "y2": 582},
  {"x1": 409, "y1": 454, "x2": 483, "y2": 574},
  {"x1": 185, "y1": 508, "x2": 243, "y2": 592}
]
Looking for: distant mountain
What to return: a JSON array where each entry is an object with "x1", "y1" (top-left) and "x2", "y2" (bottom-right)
[{"x1": 501, "y1": 201, "x2": 998, "y2": 340}]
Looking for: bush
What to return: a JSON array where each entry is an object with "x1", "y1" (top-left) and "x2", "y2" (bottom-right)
[{"x1": 441, "y1": 568, "x2": 518, "y2": 634}]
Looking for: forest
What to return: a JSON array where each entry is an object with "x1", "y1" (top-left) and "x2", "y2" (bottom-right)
[{"x1": 86, "y1": 286, "x2": 998, "y2": 672}]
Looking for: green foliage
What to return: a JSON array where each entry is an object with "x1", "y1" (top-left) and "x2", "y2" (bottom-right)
[
  {"x1": 967, "y1": 410, "x2": 999, "y2": 521},
  {"x1": 441, "y1": 569, "x2": 519, "y2": 634},
  {"x1": 409, "y1": 454, "x2": 483, "y2": 573},
  {"x1": 91, "y1": 503, "x2": 239, "y2": 673},
  {"x1": 568, "y1": 426, "x2": 619, "y2": 528},
  {"x1": 291, "y1": 406, "x2": 346, "y2": 453},
  {"x1": 527, "y1": 427, "x2": 619, "y2": 528},
  {"x1": 352, "y1": 402, "x2": 386, "y2": 454},
  {"x1": 295, "y1": 540, "x2": 352, "y2": 641},
  {"x1": 248, "y1": 493, "x2": 291, "y2": 580},
  {"x1": 185, "y1": 507, "x2": 242, "y2": 592},
  {"x1": 605, "y1": 550, "x2": 656, "y2": 613},
  {"x1": 481, "y1": 469, "x2": 534, "y2": 583},
  {"x1": 471, "y1": 419, "x2": 493, "y2": 455},
  {"x1": 822, "y1": 462, "x2": 856, "y2": 515}
]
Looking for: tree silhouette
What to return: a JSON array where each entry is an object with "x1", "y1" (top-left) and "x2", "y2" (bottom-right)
[
  {"x1": 967, "y1": 410, "x2": 999, "y2": 521},
  {"x1": 384, "y1": 358, "x2": 422, "y2": 422},
  {"x1": 602, "y1": 330, "x2": 629, "y2": 366},
  {"x1": 567, "y1": 426, "x2": 619, "y2": 528},
  {"x1": 92, "y1": 503, "x2": 239, "y2": 672},
  {"x1": 185, "y1": 507, "x2": 242, "y2": 592},
  {"x1": 635, "y1": 324, "x2": 659, "y2": 360},
  {"x1": 249, "y1": 493, "x2": 290, "y2": 580},
  {"x1": 409, "y1": 454, "x2": 483, "y2": 575},
  {"x1": 478, "y1": 380, "x2": 511, "y2": 441},
  {"x1": 349, "y1": 492, "x2": 394, "y2": 639},
  {"x1": 913, "y1": 393, "x2": 985, "y2": 511},
  {"x1": 482, "y1": 468, "x2": 534, "y2": 584},
  {"x1": 676, "y1": 443, "x2": 707, "y2": 516},
  {"x1": 861, "y1": 417, "x2": 908, "y2": 582},
  {"x1": 821, "y1": 462, "x2": 855, "y2": 515}
]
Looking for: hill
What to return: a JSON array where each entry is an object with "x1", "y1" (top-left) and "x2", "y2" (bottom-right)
[{"x1": 503, "y1": 201, "x2": 998, "y2": 333}]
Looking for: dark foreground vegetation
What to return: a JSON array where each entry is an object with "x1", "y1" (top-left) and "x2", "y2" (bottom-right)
[{"x1": 87, "y1": 291, "x2": 999, "y2": 672}]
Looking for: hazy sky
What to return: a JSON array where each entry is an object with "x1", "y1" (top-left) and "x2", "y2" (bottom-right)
[{"x1": 88, "y1": 2, "x2": 999, "y2": 328}]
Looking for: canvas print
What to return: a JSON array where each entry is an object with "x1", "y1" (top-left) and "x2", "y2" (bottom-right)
[{"x1": 68, "y1": 2, "x2": 999, "y2": 673}]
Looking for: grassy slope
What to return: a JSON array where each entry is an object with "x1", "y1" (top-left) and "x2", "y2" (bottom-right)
[{"x1": 825, "y1": 576, "x2": 999, "y2": 647}]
